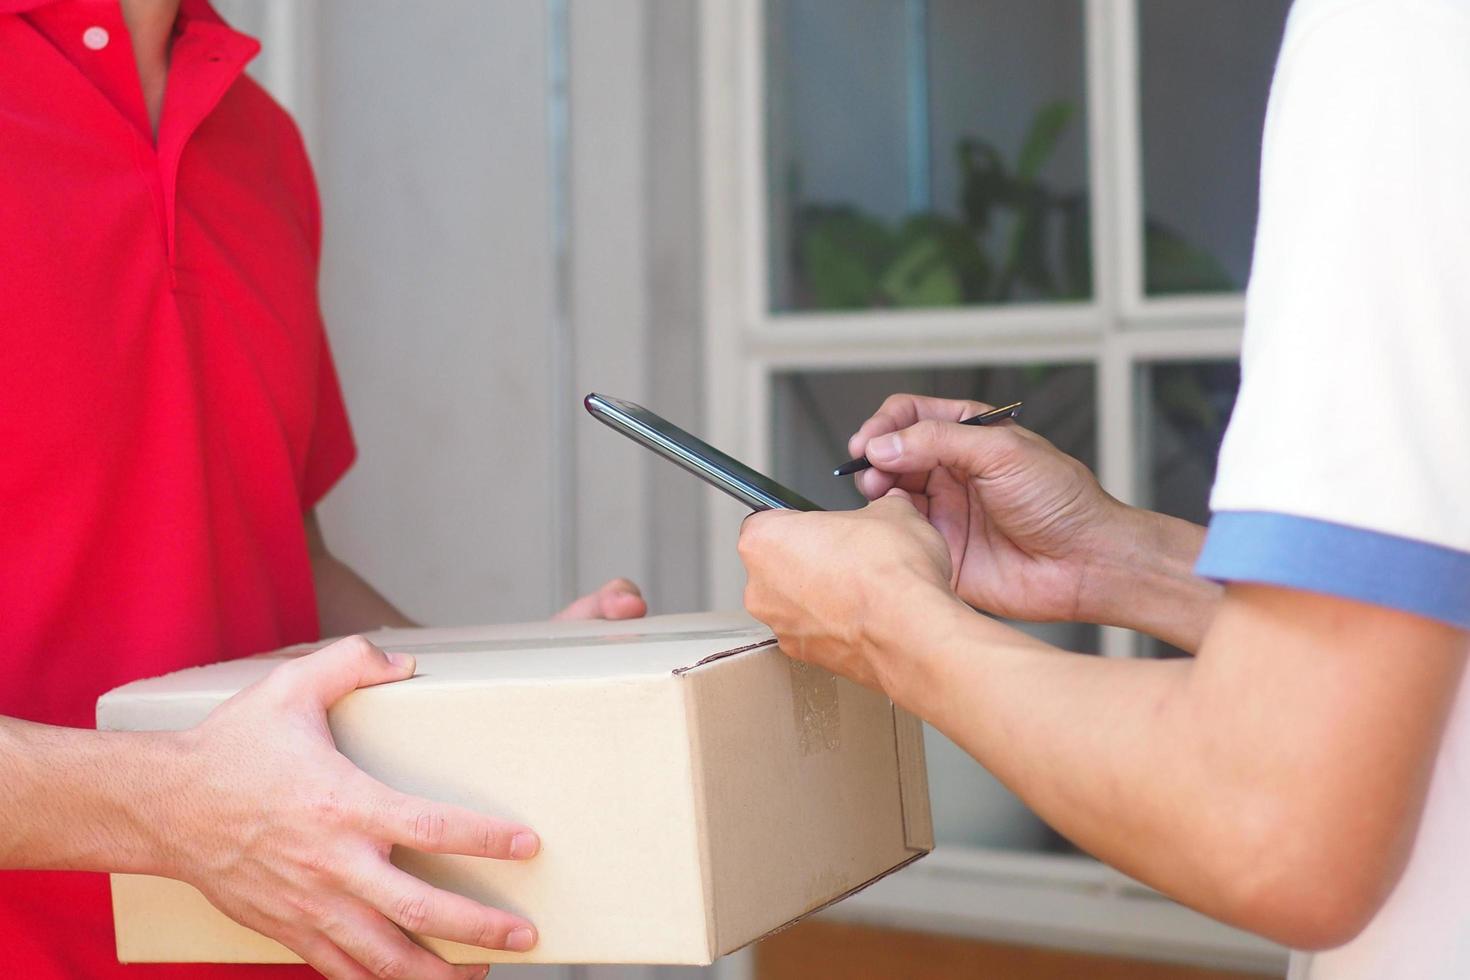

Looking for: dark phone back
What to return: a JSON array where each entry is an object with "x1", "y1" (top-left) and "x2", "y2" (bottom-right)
[{"x1": 585, "y1": 393, "x2": 823, "y2": 512}]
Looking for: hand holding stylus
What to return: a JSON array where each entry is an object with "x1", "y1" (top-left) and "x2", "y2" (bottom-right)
[
  {"x1": 832, "y1": 401, "x2": 1023, "y2": 477},
  {"x1": 838, "y1": 393, "x2": 1141, "y2": 626}
]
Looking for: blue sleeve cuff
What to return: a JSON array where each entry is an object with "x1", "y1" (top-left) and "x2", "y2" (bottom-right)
[{"x1": 1197, "y1": 511, "x2": 1470, "y2": 631}]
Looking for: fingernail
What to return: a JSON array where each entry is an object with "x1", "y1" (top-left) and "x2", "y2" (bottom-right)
[
  {"x1": 386, "y1": 652, "x2": 415, "y2": 671},
  {"x1": 868, "y1": 434, "x2": 901, "y2": 463},
  {"x1": 510, "y1": 832, "x2": 540, "y2": 859},
  {"x1": 506, "y1": 927, "x2": 536, "y2": 952}
]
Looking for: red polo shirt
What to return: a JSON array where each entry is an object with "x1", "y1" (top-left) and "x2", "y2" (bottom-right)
[{"x1": 0, "y1": 0, "x2": 351, "y2": 975}]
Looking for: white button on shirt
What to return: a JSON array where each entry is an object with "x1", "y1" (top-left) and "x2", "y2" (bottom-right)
[{"x1": 81, "y1": 25, "x2": 109, "y2": 50}]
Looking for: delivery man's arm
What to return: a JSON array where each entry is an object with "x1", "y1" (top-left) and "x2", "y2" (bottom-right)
[
  {"x1": 0, "y1": 637, "x2": 538, "y2": 979},
  {"x1": 737, "y1": 409, "x2": 1468, "y2": 951}
]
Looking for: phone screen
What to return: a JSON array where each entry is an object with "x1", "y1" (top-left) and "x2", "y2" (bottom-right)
[{"x1": 585, "y1": 393, "x2": 823, "y2": 512}]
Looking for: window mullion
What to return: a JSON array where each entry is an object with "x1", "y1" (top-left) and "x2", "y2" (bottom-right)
[
  {"x1": 1095, "y1": 0, "x2": 1142, "y2": 659},
  {"x1": 1098, "y1": 333, "x2": 1140, "y2": 659},
  {"x1": 1084, "y1": 0, "x2": 1121, "y2": 320},
  {"x1": 1111, "y1": 0, "x2": 1146, "y2": 319}
]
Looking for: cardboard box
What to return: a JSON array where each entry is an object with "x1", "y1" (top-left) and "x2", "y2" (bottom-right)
[{"x1": 96, "y1": 612, "x2": 932, "y2": 965}]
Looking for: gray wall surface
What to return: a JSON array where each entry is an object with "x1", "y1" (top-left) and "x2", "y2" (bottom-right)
[
  {"x1": 279, "y1": 0, "x2": 709, "y2": 631},
  {"x1": 311, "y1": 0, "x2": 562, "y2": 627}
]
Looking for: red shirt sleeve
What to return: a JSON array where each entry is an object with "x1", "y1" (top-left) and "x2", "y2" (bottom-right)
[
  {"x1": 288, "y1": 120, "x2": 357, "y2": 510},
  {"x1": 300, "y1": 327, "x2": 357, "y2": 509}
]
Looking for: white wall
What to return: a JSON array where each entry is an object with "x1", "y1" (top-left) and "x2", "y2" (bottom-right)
[
  {"x1": 566, "y1": 0, "x2": 711, "y2": 615},
  {"x1": 259, "y1": 0, "x2": 711, "y2": 631}
]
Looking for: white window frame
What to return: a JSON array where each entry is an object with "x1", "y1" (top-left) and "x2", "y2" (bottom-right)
[
  {"x1": 697, "y1": 0, "x2": 1284, "y2": 972},
  {"x1": 700, "y1": 0, "x2": 1245, "y2": 645}
]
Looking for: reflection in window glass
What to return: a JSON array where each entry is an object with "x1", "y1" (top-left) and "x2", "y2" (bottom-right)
[
  {"x1": 1138, "y1": 0, "x2": 1290, "y2": 295},
  {"x1": 770, "y1": 363, "x2": 1096, "y2": 849},
  {"x1": 1139, "y1": 360, "x2": 1239, "y2": 526},
  {"x1": 766, "y1": 0, "x2": 1090, "y2": 313},
  {"x1": 1138, "y1": 360, "x2": 1241, "y2": 657}
]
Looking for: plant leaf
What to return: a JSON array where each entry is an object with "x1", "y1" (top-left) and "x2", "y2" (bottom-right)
[
  {"x1": 1144, "y1": 220, "x2": 1237, "y2": 295},
  {"x1": 898, "y1": 213, "x2": 991, "y2": 302},
  {"x1": 880, "y1": 233, "x2": 962, "y2": 307},
  {"x1": 802, "y1": 227, "x2": 879, "y2": 309},
  {"x1": 796, "y1": 206, "x2": 895, "y2": 309},
  {"x1": 1059, "y1": 194, "x2": 1092, "y2": 299},
  {"x1": 1016, "y1": 101, "x2": 1075, "y2": 182}
]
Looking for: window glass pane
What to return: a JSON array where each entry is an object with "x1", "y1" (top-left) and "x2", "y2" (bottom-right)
[
  {"x1": 766, "y1": 0, "x2": 1091, "y2": 314},
  {"x1": 770, "y1": 363, "x2": 1096, "y2": 849},
  {"x1": 1138, "y1": 0, "x2": 1289, "y2": 296},
  {"x1": 1137, "y1": 359, "x2": 1241, "y2": 657}
]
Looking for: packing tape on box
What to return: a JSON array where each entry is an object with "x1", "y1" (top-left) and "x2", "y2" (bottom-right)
[
  {"x1": 892, "y1": 706, "x2": 934, "y2": 852},
  {"x1": 787, "y1": 658, "x2": 841, "y2": 755},
  {"x1": 377, "y1": 628, "x2": 773, "y2": 655}
]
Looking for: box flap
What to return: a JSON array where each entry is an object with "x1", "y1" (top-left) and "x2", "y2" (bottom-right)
[
  {"x1": 671, "y1": 637, "x2": 779, "y2": 675},
  {"x1": 285, "y1": 611, "x2": 766, "y2": 659},
  {"x1": 98, "y1": 613, "x2": 775, "y2": 730}
]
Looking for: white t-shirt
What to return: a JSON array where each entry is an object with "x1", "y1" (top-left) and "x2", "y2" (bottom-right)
[{"x1": 1195, "y1": 0, "x2": 1470, "y2": 976}]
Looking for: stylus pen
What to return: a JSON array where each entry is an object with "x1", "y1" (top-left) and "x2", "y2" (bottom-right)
[{"x1": 832, "y1": 401, "x2": 1024, "y2": 477}]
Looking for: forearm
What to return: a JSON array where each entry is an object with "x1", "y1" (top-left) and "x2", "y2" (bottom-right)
[
  {"x1": 884, "y1": 601, "x2": 1216, "y2": 904},
  {"x1": 311, "y1": 552, "x2": 416, "y2": 635},
  {"x1": 1080, "y1": 506, "x2": 1222, "y2": 653},
  {"x1": 0, "y1": 717, "x2": 187, "y2": 874},
  {"x1": 304, "y1": 511, "x2": 415, "y2": 635},
  {"x1": 880, "y1": 590, "x2": 1455, "y2": 947},
  {"x1": 922, "y1": 620, "x2": 1222, "y2": 892}
]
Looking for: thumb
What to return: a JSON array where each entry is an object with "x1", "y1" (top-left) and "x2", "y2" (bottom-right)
[
  {"x1": 598, "y1": 578, "x2": 648, "y2": 620},
  {"x1": 554, "y1": 578, "x2": 649, "y2": 621},
  {"x1": 282, "y1": 635, "x2": 415, "y2": 707},
  {"x1": 552, "y1": 590, "x2": 602, "y2": 621},
  {"x1": 862, "y1": 418, "x2": 1019, "y2": 478}
]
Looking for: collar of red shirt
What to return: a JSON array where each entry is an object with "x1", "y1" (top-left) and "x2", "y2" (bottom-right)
[
  {"x1": 6, "y1": 0, "x2": 263, "y2": 265},
  {"x1": 0, "y1": 0, "x2": 223, "y2": 21}
]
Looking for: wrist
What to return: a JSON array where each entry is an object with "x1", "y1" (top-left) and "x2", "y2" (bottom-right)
[
  {"x1": 1078, "y1": 505, "x2": 1221, "y2": 650},
  {"x1": 104, "y1": 729, "x2": 199, "y2": 878},
  {"x1": 862, "y1": 581, "x2": 969, "y2": 709},
  {"x1": 869, "y1": 587, "x2": 1058, "y2": 717},
  {"x1": 0, "y1": 722, "x2": 195, "y2": 876}
]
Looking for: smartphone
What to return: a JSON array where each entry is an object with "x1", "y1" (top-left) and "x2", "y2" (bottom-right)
[{"x1": 584, "y1": 393, "x2": 823, "y2": 512}]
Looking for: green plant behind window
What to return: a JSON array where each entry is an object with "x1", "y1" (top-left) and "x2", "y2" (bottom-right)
[{"x1": 790, "y1": 100, "x2": 1235, "y2": 310}]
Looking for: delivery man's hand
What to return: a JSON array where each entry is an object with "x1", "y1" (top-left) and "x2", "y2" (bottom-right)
[
  {"x1": 845, "y1": 394, "x2": 1221, "y2": 651},
  {"x1": 553, "y1": 577, "x2": 647, "y2": 621},
  {"x1": 167, "y1": 636, "x2": 538, "y2": 980},
  {"x1": 739, "y1": 491, "x2": 1003, "y2": 695},
  {"x1": 844, "y1": 394, "x2": 1128, "y2": 625}
]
